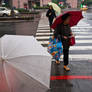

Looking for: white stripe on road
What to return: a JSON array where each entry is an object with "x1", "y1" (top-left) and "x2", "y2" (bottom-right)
[
  {"x1": 70, "y1": 46, "x2": 92, "y2": 50},
  {"x1": 36, "y1": 36, "x2": 92, "y2": 40},
  {"x1": 38, "y1": 25, "x2": 49, "y2": 27},
  {"x1": 35, "y1": 36, "x2": 50, "y2": 39},
  {"x1": 69, "y1": 54, "x2": 92, "y2": 60},
  {"x1": 44, "y1": 46, "x2": 92, "y2": 51},
  {"x1": 38, "y1": 25, "x2": 92, "y2": 29},
  {"x1": 36, "y1": 32, "x2": 53, "y2": 35},
  {"x1": 36, "y1": 32, "x2": 92, "y2": 36},
  {"x1": 72, "y1": 26, "x2": 92, "y2": 29},
  {"x1": 37, "y1": 40, "x2": 92, "y2": 44},
  {"x1": 37, "y1": 29, "x2": 50, "y2": 32}
]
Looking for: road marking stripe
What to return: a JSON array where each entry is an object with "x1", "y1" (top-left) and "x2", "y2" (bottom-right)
[
  {"x1": 36, "y1": 36, "x2": 92, "y2": 39},
  {"x1": 50, "y1": 76, "x2": 92, "y2": 80},
  {"x1": 36, "y1": 33, "x2": 53, "y2": 35},
  {"x1": 37, "y1": 26, "x2": 92, "y2": 28},
  {"x1": 69, "y1": 54, "x2": 92, "y2": 59},
  {"x1": 70, "y1": 46, "x2": 92, "y2": 50},
  {"x1": 37, "y1": 30, "x2": 50, "y2": 32},
  {"x1": 36, "y1": 31, "x2": 92, "y2": 35},
  {"x1": 44, "y1": 47, "x2": 92, "y2": 50},
  {"x1": 37, "y1": 40, "x2": 92, "y2": 44}
]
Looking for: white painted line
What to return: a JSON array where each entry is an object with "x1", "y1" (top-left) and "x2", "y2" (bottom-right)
[
  {"x1": 36, "y1": 32, "x2": 92, "y2": 36},
  {"x1": 73, "y1": 29, "x2": 91, "y2": 32},
  {"x1": 69, "y1": 54, "x2": 92, "y2": 60},
  {"x1": 72, "y1": 29, "x2": 90, "y2": 31},
  {"x1": 72, "y1": 26, "x2": 92, "y2": 28},
  {"x1": 44, "y1": 48, "x2": 92, "y2": 60},
  {"x1": 35, "y1": 36, "x2": 50, "y2": 39},
  {"x1": 38, "y1": 25, "x2": 49, "y2": 27},
  {"x1": 76, "y1": 36, "x2": 92, "y2": 38},
  {"x1": 36, "y1": 32, "x2": 53, "y2": 35},
  {"x1": 37, "y1": 29, "x2": 50, "y2": 32},
  {"x1": 38, "y1": 26, "x2": 50, "y2": 28},
  {"x1": 76, "y1": 40, "x2": 92, "y2": 43},
  {"x1": 35, "y1": 36, "x2": 92, "y2": 40},
  {"x1": 70, "y1": 46, "x2": 92, "y2": 50},
  {"x1": 45, "y1": 46, "x2": 92, "y2": 51},
  {"x1": 74, "y1": 33, "x2": 92, "y2": 35},
  {"x1": 37, "y1": 40, "x2": 92, "y2": 44}
]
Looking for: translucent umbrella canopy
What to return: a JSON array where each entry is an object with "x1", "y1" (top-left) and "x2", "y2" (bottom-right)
[
  {"x1": 48, "y1": 2, "x2": 61, "y2": 16},
  {"x1": 0, "y1": 35, "x2": 51, "y2": 92}
]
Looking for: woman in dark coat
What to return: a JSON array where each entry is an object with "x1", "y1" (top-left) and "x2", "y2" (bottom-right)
[
  {"x1": 54, "y1": 13, "x2": 73, "y2": 71},
  {"x1": 46, "y1": 5, "x2": 56, "y2": 31}
]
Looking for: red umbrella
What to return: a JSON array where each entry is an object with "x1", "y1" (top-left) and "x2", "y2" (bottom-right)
[{"x1": 51, "y1": 11, "x2": 83, "y2": 29}]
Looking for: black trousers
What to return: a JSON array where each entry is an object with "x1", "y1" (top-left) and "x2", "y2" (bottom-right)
[
  {"x1": 49, "y1": 18, "x2": 54, "y2": 27},
  {"x1": 63, "y1": 48, "x2": 69, "y2": 65},
  {"x1": 62, "y1": 38, "x2": 70, "y2": 66}
]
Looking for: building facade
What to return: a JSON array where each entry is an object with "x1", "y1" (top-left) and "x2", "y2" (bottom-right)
[
  {"x1": 40, "y1": 0, "x2": 51, "y2": 6},
  {"x1": 0, "y1": 0, "x2": 28, "y2": 8},
  {"x1": 66, "y1": 0, "x2": 78, "y2": 8},
  {"x1": 0, "y1": 0, "x2": 78, "y2": 8},
  {"x1": 12, "y1": 0, "x2": 28, "y2": 8},
  {"x1": 28, "y1": 0, "x2": 40, "y2": 8}
]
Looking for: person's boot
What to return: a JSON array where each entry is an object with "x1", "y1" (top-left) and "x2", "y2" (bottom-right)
[{"x1": 64, "y1": 65, "x2": 70, "y2": 71}]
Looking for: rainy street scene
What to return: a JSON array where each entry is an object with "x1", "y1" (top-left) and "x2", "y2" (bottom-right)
[{"x1": 0, "y1": 0, "x2": 92, "y2": 92}]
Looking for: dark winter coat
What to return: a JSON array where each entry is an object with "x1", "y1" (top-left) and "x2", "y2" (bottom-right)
[
  {"x1": 54, "y1": 23, "x2": 72, "y2": 49},
  {"x1": 46, "y1": 9, "x2": 56, "y2": 19}
]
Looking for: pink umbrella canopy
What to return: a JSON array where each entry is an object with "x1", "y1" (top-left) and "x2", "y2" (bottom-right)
[{"x1": 51, "y1": 11, "x2": 83, "y2": 29}]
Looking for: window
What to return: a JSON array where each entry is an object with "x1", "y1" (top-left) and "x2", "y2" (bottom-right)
[{"x1": 0, "y1": 8, "x2": 6, "y2": 11}]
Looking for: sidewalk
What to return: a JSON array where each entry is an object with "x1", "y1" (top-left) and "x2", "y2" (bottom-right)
[{"x1": 36, "y1": 12, "x2": 92, "y2": 92}]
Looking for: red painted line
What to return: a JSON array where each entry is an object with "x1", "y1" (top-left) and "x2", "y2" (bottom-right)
[{"x1": 51, "y1": 75, "x2": 92, "y2": 80}]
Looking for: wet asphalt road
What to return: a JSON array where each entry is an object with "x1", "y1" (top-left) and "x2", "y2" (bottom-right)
[
  {"x1": 50, "y1": 11, "x2": 92, "y2": 92},
  {"x1": 0, "y1": 18, "x2": 40, "y2": 37},
  {"x1": 35, "y1": 11, "x2": 92, "y2": 92},
  {"x1": 0, "y1": 11, "x2": 91, "y2": 38},
  {"x1": 0, "y1": 10, "x2": 92, "y2": 92}
]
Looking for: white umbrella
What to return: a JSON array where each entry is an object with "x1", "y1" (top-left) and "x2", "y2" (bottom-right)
[
  {"x1": 0, "y1": 35, "x2": 51, "y2": 92},
  {"x1": 48, "y1": 2, "x2": 61, "y2": 16}
]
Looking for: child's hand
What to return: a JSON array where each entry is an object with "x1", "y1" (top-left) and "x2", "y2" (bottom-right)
[{"x1": 64, "y1": 36, "x2": 68, "y2": 39}]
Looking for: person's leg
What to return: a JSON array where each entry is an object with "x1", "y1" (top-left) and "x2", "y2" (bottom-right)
[
  {"x1": 63, "y1": 48, "x2": 69, "y2": 65},
  {"x1": 63, "y1": 48, "x2": 70, "y2": 71},
  {"x1": 48, "y1": 18, "x2": 52, "y2": 26},
  {"x1": 48, "y1": 18, "x2": 52, "y2": 32},
  {"x1": 55, "y1": 53, "x2": 60, "y2": 64}
]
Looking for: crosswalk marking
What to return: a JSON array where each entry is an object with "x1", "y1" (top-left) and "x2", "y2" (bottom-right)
[
  {"x1": 36, "y1": 40, "x2": 92, "y2": 45},
  {"x1": 36, "y1": 32, "x2": 92, "y2": 36},
  {"x1": 35, "y1": 12, "x2": 92, "y2": 61},
  {"x1": 69, "y1": 55, "x2": 92, "y2": 60},
  {"x1": 36, "y1": 36, "x2": 92, "y2": 39}
]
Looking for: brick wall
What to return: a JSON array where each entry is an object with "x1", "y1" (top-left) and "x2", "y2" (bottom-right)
[
  {"x1": 12, "y1": 0, "x2": 28, "y2": 8},
  {"x1": 66, "y1": 0, "x2": 78, "y2": 8},
  {"x1": 40, "y1": 0, "x2": 51, "y2": 6}
]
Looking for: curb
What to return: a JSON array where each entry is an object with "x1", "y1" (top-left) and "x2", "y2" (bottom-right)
[{"x1": 0, "y1": 20, "x2": 34, "y2": 23}]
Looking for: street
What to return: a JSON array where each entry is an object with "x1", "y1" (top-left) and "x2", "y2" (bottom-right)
[
  {"x1": 0, "y1": 11, "x2": 92, "y2": 92},
  {"x1": 0, "y1": 0, "x2": 92, "y2": 92},
  {"x1": 36, "y1": 11, "x2": 92, "y2": 61},
  {"x1": 35, "y1": 11, "x2": 92, "y2": 92}
]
